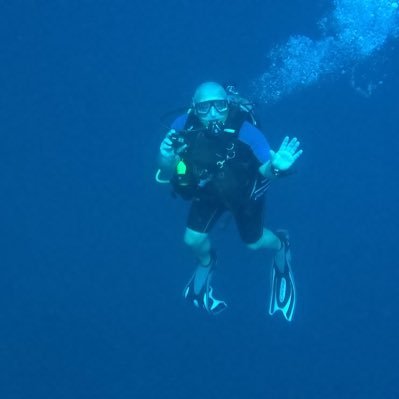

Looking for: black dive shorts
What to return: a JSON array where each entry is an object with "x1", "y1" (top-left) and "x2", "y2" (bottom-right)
[{"x1": 186, "y1": 196, "x2": 265, "y2": 244}]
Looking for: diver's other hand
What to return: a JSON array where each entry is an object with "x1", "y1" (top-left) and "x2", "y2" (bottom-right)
[
  {"x1": 270, "y1": 136, "x2": 303, "y2": 171},
  {"x1": 160, "y1": 129, "x2": 176, "y2": 158}
]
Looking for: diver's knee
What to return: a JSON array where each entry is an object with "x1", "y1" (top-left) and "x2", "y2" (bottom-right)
[
  {"x1": 246, "y1": 240, "x2": 262, "y2": 250},
  {"x1": 246, "y1": 232, "x2": 265, "y2": 251},
  {"x1": 184, "y1": 228, "x2": 208, "y2": 248}
]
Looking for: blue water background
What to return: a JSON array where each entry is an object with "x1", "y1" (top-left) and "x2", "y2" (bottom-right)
[{"x1": 1, "y1": 1, "x2": 398, "y2": 398}]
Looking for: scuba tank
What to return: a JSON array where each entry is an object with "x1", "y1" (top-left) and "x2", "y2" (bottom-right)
[{"x1": 224, "y1": 83, "x2": 258, "y2": 126}]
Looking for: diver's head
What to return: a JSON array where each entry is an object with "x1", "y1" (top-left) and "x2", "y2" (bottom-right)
[{"x1": 192, "y1": 82, "x2": 229, "y2": 127}]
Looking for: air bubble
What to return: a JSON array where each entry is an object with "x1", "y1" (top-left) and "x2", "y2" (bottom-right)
[{"x1": 254, "y1": 0, "x2": 399, "y2": 103}]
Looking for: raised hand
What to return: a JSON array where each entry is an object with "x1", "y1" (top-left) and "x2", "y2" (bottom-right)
[{"x1": 270, "y1": 136, "x2": 303, "y2": 171}]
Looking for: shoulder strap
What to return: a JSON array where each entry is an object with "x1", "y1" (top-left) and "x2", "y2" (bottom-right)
[{"x1": 223, "y1": 105, "x2": 253, "y2": 134}]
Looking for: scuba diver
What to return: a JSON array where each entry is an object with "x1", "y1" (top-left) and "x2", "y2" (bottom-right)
[{"x1": 157, "y1": 81, "x2": 302, "y2": 321}]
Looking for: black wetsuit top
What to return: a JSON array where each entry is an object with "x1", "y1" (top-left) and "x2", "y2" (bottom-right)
[{"x1": 170, "y1": 107, "x2": 270, "y2": 208}]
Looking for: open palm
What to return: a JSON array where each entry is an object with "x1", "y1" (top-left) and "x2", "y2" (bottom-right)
[{"x1": 270, "y1": 136, "x2": 303, "y2": 171}]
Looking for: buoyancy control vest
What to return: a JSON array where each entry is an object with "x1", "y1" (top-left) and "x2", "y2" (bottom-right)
[{"x1": 171, "y1": 106, "x2": 263, "y2": 206}]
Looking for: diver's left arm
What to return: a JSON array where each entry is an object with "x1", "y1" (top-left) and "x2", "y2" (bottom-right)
[{"x1": 259, "y1": 136, "x2": 303, "y2": 179}]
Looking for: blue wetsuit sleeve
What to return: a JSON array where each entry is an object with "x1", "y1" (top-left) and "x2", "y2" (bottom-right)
[
  {"x1": 171, "y1": 114, "x2": 189, "y2": 130},
  {"x1": 238, "y1": 121, "x2": 270, "y2": 163}
]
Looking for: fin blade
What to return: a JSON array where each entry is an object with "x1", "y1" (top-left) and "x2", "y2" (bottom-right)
[{"x1": 269, "y1": 261, "x2": 296, "y2": 322}]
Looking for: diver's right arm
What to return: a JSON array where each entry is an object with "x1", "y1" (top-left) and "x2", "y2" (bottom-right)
[{"x1": 158, "y1": 129, "x2": 180, "y2": 172}]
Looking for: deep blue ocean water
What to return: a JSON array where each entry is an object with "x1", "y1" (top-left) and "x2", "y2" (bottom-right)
[{"x1": 1, "y1": 1, "x2": 398, "y2": 398}]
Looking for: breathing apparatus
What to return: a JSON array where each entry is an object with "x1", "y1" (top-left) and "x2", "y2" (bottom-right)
[{"x1": 206, "y1": 120, "x2": 225, "y2": 137}]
